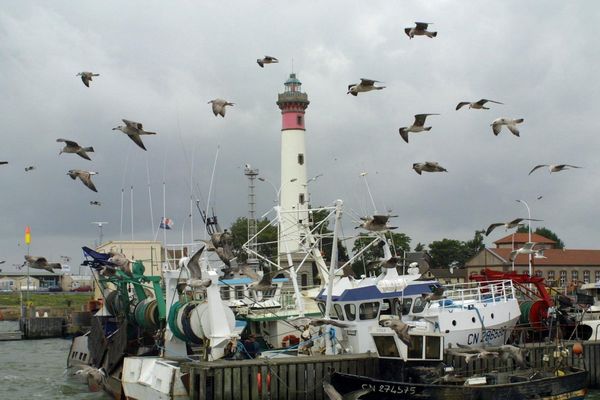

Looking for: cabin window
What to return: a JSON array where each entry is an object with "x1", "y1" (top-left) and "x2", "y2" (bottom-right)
[
  {"x1": 425, "y1": 336, "x2": 441, "y2": 360},
  {"x1": 408, "y1": 336, "x2": 424, "y2": 359},
  {"x1": 297, "y1": 153, "x2": 304, "y2": 165},
  {"x1": 299, "y1": 194, "x2": 305, "y2": 204},
  {"x1": 412, "y1": 297, "x2": 427, "y2": 314},
  {"x1": 344, "y1": 304, "x2": 356, "y2": 321},
  {"x1": 584, "y1": 270, "x2": 590, "y2": 284},
  {"x1": 82, "y1": 354, "x2": 87, "y2": 361},
  {"x1": 380, "y1": 299, "x2": 392, "y2": 316},
  {"x1": 373, "y1": 336, "x2": 400, "y2": 357},
  {"x1": 220, "y1": 287, "x2": 231, "y2": 300},
  {"x1": 235, "y1": 286, "x2": 245, "y2": 299},
  {"x1": 560, "y1": 271, "x2": 567, "y2": 287},
  {"x1": 359, "y1": 302, "x2": 380, "y2": 320},
  {"x1": 333, "y1": 304, "x2": 345, "y2": 320},
  {"x1": 301, "y1": 273, "x2": 308, "y2": 288},
  {"x1": 317, "y1": 302, "x2": 326, "y2": 314},
  {"x1": 401, "y1": 298, "x2": 413, "y2": 316}
]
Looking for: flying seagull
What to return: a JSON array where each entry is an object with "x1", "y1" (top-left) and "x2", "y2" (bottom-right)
[
  {"x1": 356, "y1": 215, "x2": 398, "y2": 232},
  {"x1": 491, "y1": 118, "x2": 524, "y2": 137},
  {"x1": 509, "y1": 242, "x2": 545, "y2": 262},
  {"x1": 76, "y1": 71, "x2": 100, "y2": 87},
  {"x1": 347, "y1": 78, "x2": 385, "y2": 96},
  {"x1": 24, "y1": 255, "x2": 62, "y2": 273},
  {"x1": 456, "y1": 99, "x2": 503, "y2": 110},
  {"x1": 289, "y1": 316, "x2": 350, "y2": 329},
  {"x1": 56, "y1": 139, "x2": 94, "y2": 160},
  {"x1": 112, "y1": 119, "x2": 157, "y2": 151},
  {"x1": 67, "y1": 169, "x2": 98, "y2": 192},
  {"x1": 241, "y1": 265, "x2": 294, "y2": 292},
  {"x1": 90, "y1": 201, "x2": 101, "y2": 206},
  {"x1": 528, "y1": 164, "x2": 582, "y2": 175},
  {"x1": 404, "y1": 22, "x2": 437, "y2": 39},
  {"x1": 208, "y1": 99, "x2": 234, "y2": 117},
  {"x1": 323, "y1": 381, "x2": 373, "y2": 400},
  {"x1": 485, "y1": 218, "x2": 542, "y2": 236},
  {"x1": 367, "y1": 256, "x2": 403, "y2": 272},
  {"x1": 399, "y1": 114, "x2": 439, "y2": 143},
  {"x1": 412, "y1": 161, "x2": 447, "y2": 175},
  {"x1": 380, "y1": 319, "x2": 412, "y2": 346},
  {"x1": 257, "y1": 55, "x2": 279, "y2": 68},
  {"x1": 422, "y1": 286, "x2": 446, "y2": 303},
  {"x1": 25, "y1": 166, "x2": 36, "y2": 172}
]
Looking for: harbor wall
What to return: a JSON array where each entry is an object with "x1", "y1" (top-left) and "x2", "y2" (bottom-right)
[{"x1": 24, "y1": 317, "x2": 64, "y2": 339}]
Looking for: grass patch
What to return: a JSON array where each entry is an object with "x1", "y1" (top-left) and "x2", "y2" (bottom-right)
[{"x1": 0, "y1": 292, "x2": 93, "y2": 308}]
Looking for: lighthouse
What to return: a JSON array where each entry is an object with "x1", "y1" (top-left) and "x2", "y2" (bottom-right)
[{"x1": 276, "y1": 73, "x2": 310, "y2": 256}]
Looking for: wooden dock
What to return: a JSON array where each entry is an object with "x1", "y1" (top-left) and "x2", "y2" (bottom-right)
[{"x1": 184, "y1": 341, "x2": 598, "y2": 399}]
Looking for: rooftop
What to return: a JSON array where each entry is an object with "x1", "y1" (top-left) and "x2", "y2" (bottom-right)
[
  {"x1": 494, "y1": 233, "x2": 556, "y2": 245},
  {"x1": 488, "y1": 248, "x2": 600, "y2": 266}
]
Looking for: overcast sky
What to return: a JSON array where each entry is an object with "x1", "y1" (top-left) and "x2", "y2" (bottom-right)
[{"x1": 1, "y1": 1, "x2": 599, "y2": 271}]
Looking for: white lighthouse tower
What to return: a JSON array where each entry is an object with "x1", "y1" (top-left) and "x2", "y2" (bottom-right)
[{"x1": 276, "y1": 73, "x2": 310, "y2": 256}]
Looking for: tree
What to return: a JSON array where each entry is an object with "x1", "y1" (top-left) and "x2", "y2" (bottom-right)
[
  {"x1": 310, "y1": 208, "x2": 348, "y2": 262},
  {"x1": 229, "y1": 217, "x2": 278, "y2": 262},
  {"x1": 516, "y1": 226, "x2": 565, "y2": 249},
  {"x1": 350, "y1": 232, "x2": 411, "y2": 276},
  {"x1": 427, "y1": 230, "x2": 485, "y2": 268}
]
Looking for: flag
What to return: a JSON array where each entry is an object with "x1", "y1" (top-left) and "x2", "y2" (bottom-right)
[
  {"x1": 25, "y1": 226, "x2": 31, "y2": 245},
  {"x1": 160, "y1": 217, "x2": 173, "y2": 230}
]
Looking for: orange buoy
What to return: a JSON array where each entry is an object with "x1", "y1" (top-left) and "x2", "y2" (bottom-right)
[
  {"x1": 257, "y1": 372, "x2": 271, "y2": 394},
  {"x1": 573, "y1": 342, "x2": 584, "y2": 356}
]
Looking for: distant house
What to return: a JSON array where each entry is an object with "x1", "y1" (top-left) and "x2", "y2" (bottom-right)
[
  {"x1": 0, "y1": 269, "x2": 62, "y2": 290},
  {"x1": 465, "y1": 233, "x2": 600, "y2": 288}
]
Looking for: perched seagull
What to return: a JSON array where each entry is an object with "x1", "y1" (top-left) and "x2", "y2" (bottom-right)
[
  {"x1": 485, "y1": 218, "x2": 542, "y2": 236},
  {"x1": 112, "y1": 119, "x2": 157, "y2": 151},
  {"x1": 25, "y1": 166, "x2": 36, "y2": 172},
  {"x1": 241, "y1": 265, "x2": 293, "y2": 292},
  {"x1": 412, "y1": 161, "x2": 447, "y2": 175},
  {"x1": 67, "y1": 169, "x2": 98, "y2": 192},
  {"x1": 208, "y1": 99, "x2": 234, "y2": 117},
  {"x1": 289, "y1": 316, "x2": 350, "y2": 329},
  {"x1": 24, "y1": 255, "x2": 62, "y2": 273},
  {"x1": 323, "y1": 381, "x2": 373, "y2": 400},
  {"x1": 89, "y1": 201, "x2": 101, "y2": 206},
  {"x1": 398, "y1": 114, "x2": 439, "y2": 143},
  {"x1": 404, "y1": 22, "x2": 437, "y2": 39},
  {"x1": 448, "y1": 344, "x2": 500, "y2": 363},
  {"x1": 509, "y1": 242, "x2": 545, "y2": 262},
  {"x1": 456, "y1": 99, "x2": 503, "y2": 110},
  {"x1": 347, "y1": 78, "x2": 385, "y2": 96},
  {"x1": 368, "y1": 256, "x2": 402, "y2": 272},
  {"x1": 76, "y1": 71, "x2": 100, "y2": 87},
  {"x1": 380, "y1": 319, "x2": 412, "y2": 346},
  {"x1": 491, "y1": 117, "x2": 524, "y2": 137},
  {"x1": 56, "y1": 138, "x2": 94, "y2": 160},
  {"x1": 256, "y1": 55, "x2": 279, "y2": 68},
  {"x1": 528, "y1": 164, "x2": 582, "y2": 175},
  {"x1": 356, "y1": 215, "x2": 397, "y2": 232},
  {"x1": 107, "y1": 252, "x2": 132, "y2": 275}
]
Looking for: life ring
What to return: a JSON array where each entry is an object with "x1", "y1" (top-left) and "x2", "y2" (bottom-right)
[
  {"x1": 257, "y1": 372, "x2": 271, "y2": 394},
  {"x1": 281, "y1": 334, "x2": 300, "y2": 348}
]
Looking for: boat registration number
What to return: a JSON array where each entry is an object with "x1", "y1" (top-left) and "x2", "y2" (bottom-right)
[{"x1": 361, "y1": 383, "x2": 417, "y2": 395}]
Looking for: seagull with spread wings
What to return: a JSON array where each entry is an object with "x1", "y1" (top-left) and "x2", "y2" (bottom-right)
[
  {"x1": 404, "y1": 22, "x2": 437, "y2": 39},
  {"x1": 485, "y1": 218, "x2": 541, "y2": 236},
  {"x1": 257, "y1": 55, "x2": 278, "y2": 67},
  {"x1": 356, "y1": 215, "x2": 397, "y2": 232},
  {"x1": 456, "y1": 99, "x2": 503, "y2": 110},
  {"x1": 57, "y1": 139, "x2": 94, "y2": 160},
  {"x1": 76, "y1": 71, "x2": 99, "y2": 87},
  {"x1": 509, "y1": 242, "x2": 545, "y2": 262},
  {"x1": 347, "y1": 78, "x2": 385, "y2": 96},
  {"x1": 208, "y1": 99, "x2": 235, "y2": 117},
  {"x1": 491, "y1": 117, "x2": 524, "y2": 137},
  {"x1": 399, "y1": 114, "x2": 439, "y2": 143},
  {"x1": 241, "y1": 265, "x2": 293, "y2": 292},
  {"x1": 412, "y1": 161, "x2": 447, "y2": 175},
  {"x1": 24, "y1": 255, "x2": 62, "y2": 273},
  {"x1": 112, "y1": 119, "x2": 157, "y2": 151},
  {"x1": 67, "y1": 169, "x2": 98, "y2": 192},
  {"x1": 529, "y1": 164, "x2": 582, "y2": 175}
]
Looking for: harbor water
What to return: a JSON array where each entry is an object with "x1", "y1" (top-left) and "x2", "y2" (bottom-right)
[{"x1": 1, "y1": 334, "x2": 600, "y2": 399}]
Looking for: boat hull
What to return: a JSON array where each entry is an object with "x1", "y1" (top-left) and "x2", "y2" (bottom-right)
[{"x1": 330, "y1": 368, "x2": 588, "y2": 400}]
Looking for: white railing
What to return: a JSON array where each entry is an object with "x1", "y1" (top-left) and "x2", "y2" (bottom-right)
[{"x1": 440, "y1": 280, "x2": 516, "y2": 310}]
